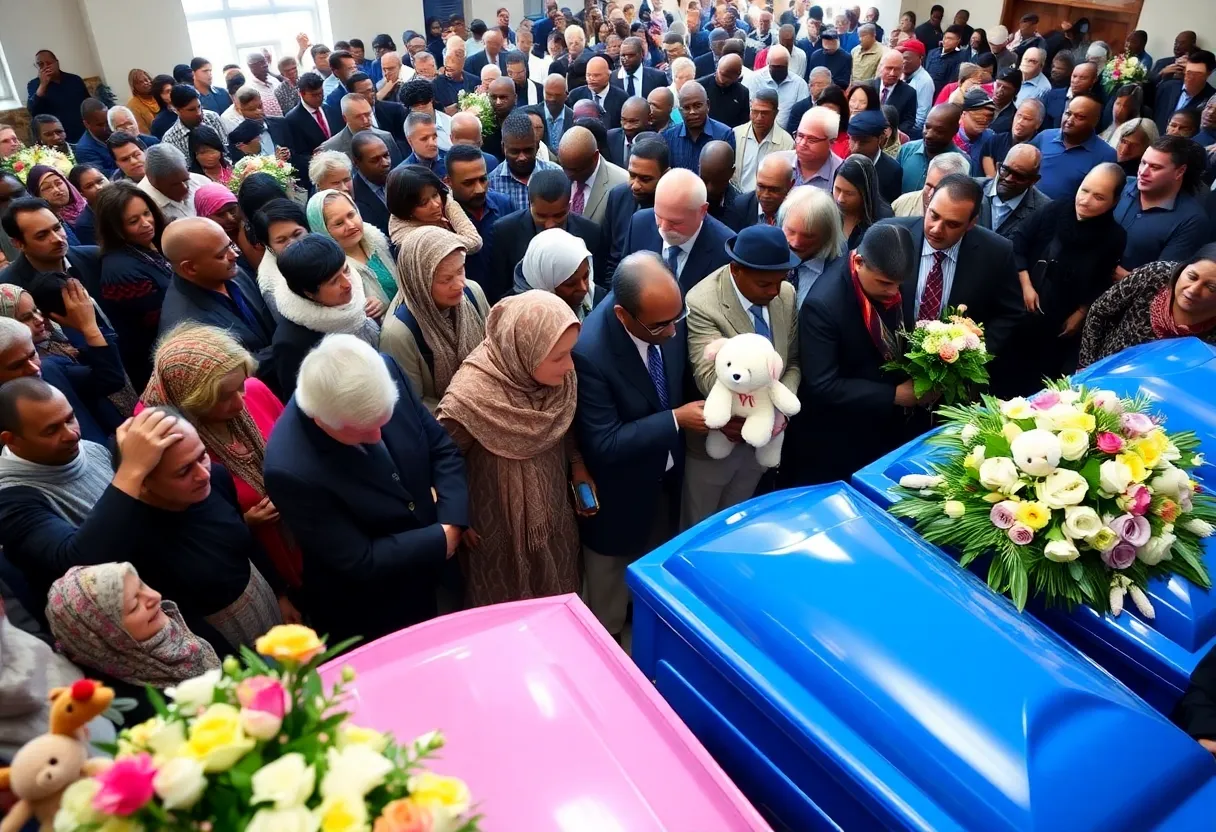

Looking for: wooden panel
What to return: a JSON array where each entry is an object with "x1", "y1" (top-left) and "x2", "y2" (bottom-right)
[{"x1": 999, "y1": 0, "x2": 1143, "y2": 58}]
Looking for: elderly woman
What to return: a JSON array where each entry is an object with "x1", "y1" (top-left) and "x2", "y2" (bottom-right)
[
  {"x1": 27, "y1": 165, "x2": 86, "y2": 246},
  {"x1": 1112, "y1": 117, "x2": 1159, "y2": 176},
  {"x1": 833, "y1": 155, "x2": 892, "y2": 251},
  {"x1": 306, "y1": 189, "x2": 396, "y2": 320},
  {"x1": 306, "y1": 151, "x2": 353, "y2": 196},
  {"x1": 381, "y1": 226, "x2": 490, "y2": 412},
  {"x1": 46, "y1": 563, "x2": 220, "y2": 709},
  {"x1": 1080, "y1": 244, "x2": 1216, "y2": 367},
  {"x1": 188, "y1": 125, "x2": 234, "y2": 184},
  {"x1": 273, "y1": 234, "x2": 379, "y2": 397},
  {"x1": 436, "y1": 291, "x2": 586, "y2": 606},
  {"x1": 1101, "y1": 84, "x2": 1145, "y2": 144},
  {"x1": 68, "y1": 163, "x2": 107, "y2": 245},
  {"x1": 140, "y1": 323, "x2": 301, "y2": 588},
  {"x1": 1013, "y1": 163, "x2": 1127, "y2": 380},
  {"x1": 514, "y1": 228, "x2": 601, "y2": 319},
  {"x1": 126, "y1": 69, "x2": 161, "y2": 135},
  {"x1": 386, "y1": 165, "x2": 482, "y2": 254},
  {"x1": 95, "y1": 181, "x2": 173, "y2": 388}
]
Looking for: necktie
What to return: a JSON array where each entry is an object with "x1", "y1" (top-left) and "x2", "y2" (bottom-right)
[
  {"x1": 787, "y1": 266, "x2": 800, "y2": 290},
  {"x1": 750, "y1": 305, "x2": 771, "y2": 341},
  {"x1": 647, "y1": 344, "x2": 670, "y2": 409},
  {"x1": 571, "y1": 181, "x2": 586, "y2": 214},
  {"x1": 881, "y1": 86, "x2": 889, "y2": 104},
  {"x1": 626, "y1": 72, "x2": 636, "y2": 97},
  {"x1": 313, "y1": 107, "x2": 330, "y2": 139},
  {"x1": 919, "y1": 250, "x2": 947, "y2": 321},
  {"x1": 664, "y1": 245, "x2": 681, "y2": 276}
]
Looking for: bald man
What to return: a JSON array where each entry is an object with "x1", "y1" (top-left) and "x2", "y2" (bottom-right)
[
  {"x1": 746, "y1": 44, "x2": 810, "y2": 131},
  {"x1": 158, "y1": 217, "x2": 279, "y2": 389},
  {"x1": 698, "y1": 140, "x2": 750, "y2": 231},
  {"x1": 697, "y1": 53, "x2": 750, "y2": 128},
  {"x1": 558, "y1": 125, "x2": 629, "y2": 225},
  {"x1": 449, "y1": 111, "x2": 501, "y2": 173},
  {"x1": 568, "y1": 55, "x2": 628, "y2": 128},
  {"x1": 976, "y1": 143, "x2": 1048, "y2": 240},
  {"x1": 662, "y1": 81, "x2": 737, "y2": 173}
]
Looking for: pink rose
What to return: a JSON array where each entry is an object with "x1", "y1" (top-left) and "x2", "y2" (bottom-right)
[
  {"x1": 1030, "y1": 390, "x2": 1060, "y2": 410},
  {"x1": 237, "y1": 675, "x2": 290, "y2": 718},
  {"x1": 93, "y1": 752, "x2": 157, "y2": 816},
  {"x1": 1102, "y1": 541, "x2": 1137, "y2": 570},
  {"x1": 1124, "y1": 485, "x2": 1152, "y2": 516},
  {"x1": 990, "y1": 501, "x2": 1017, "y2": 529},
  {"x1": 1110, "y1": 513, "x2": 1152, "y2": 547},
  {"x1": 1096, "y1": 432, "x2": 1125, "y2": 454},
  {"x1": 938, "y1": 343, "x2": 959, "y2": 363},
  {"x1": 1120, "y1": 412, "x2": 1154, "y2": 437},
  {"x1": 1007, "y1": 522, "x2": 1034, "y2": 545}
]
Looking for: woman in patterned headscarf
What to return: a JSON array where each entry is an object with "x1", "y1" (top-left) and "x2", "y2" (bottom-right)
[
  {"x1": 139, "y1": 322, "x2": 302, "y2": 588},
  {"x1": 436, "y1": 291, "x2": 588, "y2": 607},
  {"x1": 833, "y1": 154, "x2": 893, "y2": 251},
  {"x1": 26, "y1": 165, "x2": 87, "y2": 245},
  {"x1": 46, "y1": 563, "x2": 220, "y2": 690}
]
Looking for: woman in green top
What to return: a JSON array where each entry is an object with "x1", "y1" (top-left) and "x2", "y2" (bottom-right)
[{"x1": 305, "y1": 189, "x2": 399, "y2": 322}]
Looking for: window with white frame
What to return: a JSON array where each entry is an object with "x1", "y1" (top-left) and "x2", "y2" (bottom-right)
[
  {"x1": 180, "y1": 0, "x2": 329, "y2": 72},
  {"x1": 0, "y1": 39, "x2": 21, "y2": 110}
]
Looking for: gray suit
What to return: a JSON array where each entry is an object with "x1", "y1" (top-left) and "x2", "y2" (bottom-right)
[
  {"x1": 318, "y1": 126, "x2": 405, "y2": 167},
  {"x1": 577, "y1": 158, "x2": 629, "y2": 226},
  {"x1": 976, "y1": 177, "x2": 1051, "y2": 241},
  {"x1": 681, "y1": 263, "x2": 801, "y2": 528}
]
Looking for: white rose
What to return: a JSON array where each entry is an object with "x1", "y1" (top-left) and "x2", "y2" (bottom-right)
[
  {"x1": 147, "y1": 718, "x2": 186, "y2": 760},
  {"x1": 1150, "y1": 467, "x2": 1192, "y2": 501},
  {"x1": 154, "y1": 757, "x2": 207, "y2": 810},
  {"x1": 165, "y1": 668, "x2": 222, "y2": 711},
  {"x1": 1001, "y1": 421, "x2": 1024, "y2": 443},
  {"x1": 963, "y1": 444, "x2": 986, "y2": 469},
  {"x1": 1089, "y1": 389, "x2": 1123, "y2": 413},
  {"x1": 246, "y1": 807, "x2": 319, "y2": 832},
  {"x1": 1138, "y1": 533, "x2": 1177, "y2": 566},
  {"x1": 1057, "y1": 389, "x2": 1082, "y2": 404},
  {"x1": 1010, "y1": 429, "x2": 1062, "y2": 477},
  {"x1": 54, "y1": 779, "x2": 102, "y2": 832},
  {"x1": 1193, "y1": 453, "x2": 1205, "y2": 467},
  {"x1": 1062, "y1": 506, "x2": 1103, "y2": 540},
  {"x1": 1000, "y1": 397, "x2": 1032, "y2": 420},
  {"x1": 241, "y1": 708, "x2": 284, "y2": 741},
  {"x1": 944, "y1": 500, "x2": 966, "y2": 518},
  {"x1": 251, "y1": 753, "x2": 316, "y2": 810},
  {"x1": 1162, "y1": 443, "x2": 1183, "y2": 463},
  {"x1": 1037, "y1": 469, "x2": 1088, "y2": 509},
  {"x1": 979, "y1": 457, "x2": 1022, "y2": 494},
  {"x1": 320, "y1": 744, "x2": 394, "y2": 799},
  {"x1": 898, "y1": 474, "x2": 944, "y2": 489},
  {"x1": 1098, "y1": 460, "x2": 1133, "y2": 496},
  {"x1": 1057, "y1": 429, "x2": 1089, "y2": 461},
  {"x1": 1186, "y1": 518, "x2": 1215, "y2": 538},
  {"x1": 960, "y1": 423, "x2": 979, "y2": 445},
  {"x1": 1044, "y1": 538, "x2": 1080, "y2": 562}
]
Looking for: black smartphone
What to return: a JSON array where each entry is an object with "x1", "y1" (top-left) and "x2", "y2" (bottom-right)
[{"x1": 572, "y1": 481, "x2": 599, "y2": 512}]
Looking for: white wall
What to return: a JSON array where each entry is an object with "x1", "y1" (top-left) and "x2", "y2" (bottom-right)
[
  {"x1": 77, "y1": 0, "x2": 193, "y2": 98},
  {"x1": 325, "y1": 0, "x2": 526, "y2": 44},
  {"x1": 0, "y1": 0, "x2": 101, "y2": 86},
  {"x1": 1141, "y1": 0, "x2": 1216, "y2": 65}
]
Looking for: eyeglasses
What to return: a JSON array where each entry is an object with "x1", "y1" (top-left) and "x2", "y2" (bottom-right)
[
  {"x1": 627, "y1": 303, "x2": 689, "y2": 336},
  {"x1": 795, "y1": 132, "x2": 828, "y2": 145},
  {"x1": 997, "y1": 163, "x2": 1034, "y2": 184}
]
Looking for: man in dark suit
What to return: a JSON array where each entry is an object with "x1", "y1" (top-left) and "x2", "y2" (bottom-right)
[
  {"x1": 0, "y1": 207, "x2": 104, "y2": 297},
  {"x1": 568, "y1": 56, "x2": 627, "y2": 129},
  {"x1": 847, "y1": 110, "x2": 903, "y2": 205},
  {"x1": 699, "y1": 140, "x2": 752, "y2": 232},
  {"x1": 975, "y1": 144, "x2": 1049, "y2": 240},
  {"x1": 602, "y1": 136, "x2": 669, "y2": 278},
  {"x1": 283, "y1": 72, "x2": 331, "y2": 187},
  {"x1": 914, "y1": 5, "x2": 944, "y2": 53},
  {"x1": 1154, "y1": 50, "x2": 1216, "y2": 136},
  {"x1": 1043, "y1": 60, "x2": 1102, "y2": 129},
  {"x1": 878, "y1": 173, "x2": 1025, "y2": 394},
  {"x1": 489, "y1": 169, "x2": 604, "y2": 303},
  {"x1": 465, "y1": 30, "x2": 509, "y2": 77},
  {"x1": 158, "y1": 218, "x2": 279, "y2": 394},
  {"x1": 685, "y1": 7, "x2": 712, "y2": 58},
  {"x1": 571, "y1": 251, "x2": 707, "y2": 638},
  {"x1": 621, "y1": 168, "x2": 736, "y2": 293},
  {"x1": 605, "y1": 97, "x2": 650, "y2": 167},
  {"x1": 871, "y1": 51, "x2": 919, "y2": 138},
  {"x1": 264, "y1": 335, "x2": 468, "y2": 646},
  {"x1": 693, "y1": 29, "x2": 728, "y2": 78},
  {"x1": 323, "y1": 49, "x2": 361, "y2": 117},
  {"x1": 343, "y1": 72, "x2": 409, "y2": 143},
  {"x1": 611, "y1": 37, "x2": 668, "y2": 98},
  {"x1": 350, "y1": 132, "x2": 393, "y2": 237}
]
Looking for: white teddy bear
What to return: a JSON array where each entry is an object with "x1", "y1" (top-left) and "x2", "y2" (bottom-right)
[{"x1": 702, "y1": 333, "x2": 801, "y2": 468}]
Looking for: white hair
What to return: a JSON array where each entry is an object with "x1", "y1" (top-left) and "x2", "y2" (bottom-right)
[
  {"x1": 107, "y1": 105, "x2": 136, "y2": 130},
  {"x1": 778, "y1": 185, "x2": 846, "y2": 260},
  {"x1": 414, "y1": 52, "x2": 436, "y2": 68},
  {"x1": 565, "y1": 24, "x2": 586, "y2": 44},
  {"x1": 656, "y1": 167, "x2": 707, "y2": 207},
  {"x1": 340, "y1": 93, "x2": 368, "y2": 117},
  {"x1": 296, "y1": 334, "x2": 399, "y2": 429},
  {"x1": 380, "y1": 50, "x2": 402, "y2": 66},
  {"x1": 809, "y1": 66, "x2": 833, "y2": 82},
  {"x1": 308, "y1": 150, "x2": 352, "y2": 186},
  {"x1": 481, "y1": 65, "x2": 502, "y2": 83},
  {"x1": 0, "y1": 317, "x2": 32, "y2": 354},
  {"x1": 1114, "y1": 117, "x2": 1159, "y2": 146},
  {"x1": 801, "y1": 106, "x2": 839, "y2": 140},
  {"x1": 671, "y1": 57, "x2": 696, "y2": 80},
  {"x1": 1087, "y1": 41, "x2": 1110, "y2": 61},
  {"x1": 926, "y1": 152, "x2": 973, "y2": 179}
]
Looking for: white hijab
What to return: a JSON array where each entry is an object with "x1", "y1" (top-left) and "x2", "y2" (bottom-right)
[{"x1": 522, "y1": 228, "x2": 594, "y2": 318}]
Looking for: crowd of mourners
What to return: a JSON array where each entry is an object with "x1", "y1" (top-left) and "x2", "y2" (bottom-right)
[{"x1": 2, "y1": 0, "x2": 1216, "y2": 757}]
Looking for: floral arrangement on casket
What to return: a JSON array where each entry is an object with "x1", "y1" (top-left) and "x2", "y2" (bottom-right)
[
  {"x1": 890, "y1": 383, "x2": 1215, "y2": 616},
  {"x1": 54, "y1": 625, "x2": 482, "y2": 832}
]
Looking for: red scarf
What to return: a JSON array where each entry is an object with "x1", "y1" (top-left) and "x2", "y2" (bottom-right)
[
  {"x1": 1149, "y1": 283, "x2": 1216, "y2": 339},
  {"x1": 851, "y1": 258, "x2": 903, "y2": 361}
]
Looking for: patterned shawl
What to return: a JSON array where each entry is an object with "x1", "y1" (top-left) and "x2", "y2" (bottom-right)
[
  {"x1": 1150, "y1": 281, "x2": 1216, "y2": 339},
  {"x1": 46, "y1": 563, "x2": 220, "y2": 688},
  {"x1": 27, "y1": 165, "x2": 87, "y2": 225},
  {"x1": 0, "y1": 283, "x2": 77, "y2": 360}
]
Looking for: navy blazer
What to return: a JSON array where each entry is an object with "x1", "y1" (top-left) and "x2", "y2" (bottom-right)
[
  {"x1": 264, "y1": 354, "x2": 469, "y2": 645},
  {"x1": 41, "y1": 339, "x2": 128, "y2": 443},
  {"x1": 465, "y1": 50, "x2": 508, "y2": 78},
  {"x1": 693, "y1": 52, "x2": 716, "y2": 79},
  {"x1": 0, "y1": 246, "x2": 104, "y2": 298},
  {"x1": 869, "y1": 78, "x2": 919, "y2": 138},
  {"x1": 602, "y1": 183, "x2": 639, "y2": 278},
  {"x1": 605, "y1": 127, "x2": 629, "y2": 167},
  {"x1": 609, "y1": 67, "x2": 668, "y2": 98},
  {"x1": 353, "y1": 174, "x2": 392, "y2": 238},
  {"x1": 572, "y1": 295, "x2": 687, "y2": 558},
  {"x1": 621, "y1": 209, "x2": 736, "y2": 294},
  {"x1": 74, "y1": 132, "x2": 117, "y2": 177},
  {"x1": 709, "y1": 184, "x2": 753, "y2": 232},
  {"x1": 689, "y1": 30, "x2": 711, "y2": 58},
  {"x1": 490, "y1": 208, "x2": 605, "y2": 303},
  {"x1": 567, "y1": 85, "x2": 628, "y2": 129},
  {"x1": 374, "y1": 100, "x2": 409, "y2": 142},
  {"x1": 283, "y1": 103, "x2": 329, "y2": 186},
  {"x1": 1154, "y1": 81, "x2": 1215, "y2": 136},
  {"x1": 874, "y1": 151, "x2": 903, "y2": 205}
]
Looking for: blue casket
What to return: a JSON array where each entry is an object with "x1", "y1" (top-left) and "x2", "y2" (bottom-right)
[
  {"x1": 627, "y1": 483, "x2": 1216, "y2": 832},
  {"x1": 853, "y1": 338, "x2": 1216, "y2": 712}
]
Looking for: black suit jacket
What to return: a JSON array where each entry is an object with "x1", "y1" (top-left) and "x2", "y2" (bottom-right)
[
  {"x1": 1154, "y1": 81, "x2": 1215, "y2": 136},
  {"x1": 230, "y1": 116, "x2": 294, "y2": 162},
  {"x1": 689, "y1": 31, "x2": 711, "y2": 58},
  {"x1": 694, "y1": 51, "x2": 716, "y2": 79},
  {"x1": 708, "y1": 184, "x2": 753, "y2": 232},
  {"x1": 605, "y1": 127, "x2": 629, "y2": 167},
  {"x1": 0, "y1": 246, "x2": 103, "y2": 297},
  {"x1": 622, "y1": 209, "x2": 736, "y2": 293},
  {"x1": 465, "y1": 50, "x2": 507, "y2": 77},
  {"x1": 610, "y1": 66, "x2": 668, "y2": 98},
  {"x1": 489, "y1": 209, "x2": 605, "y2": 303},
  {"x1": 874, "y1": 151, "x2": 903, "y2": 205},
  {"x1": 785, "y1": 95, "x2": 814, "y2": 136},
  {"x1": 870, "y1": 79, "x2": 919, "y2": 138},
  {"x1": 352, "y1": 175, "x2": 392, "y2": 238},
  {"x1": 567, "y1": 85, "x2": 628, "y2": 129},
  {"x1": 374, "y1": 100, "x2": 409, "y2": 142},
  {"x1": 601, "y1": 183, "x2": 639, "y2": 278},
  {"x1": 284, "y1": 104, "x2": 329, "y2": 185},
  {"x1": 696, "y1": 74, "x2": 751, "y2": 128},
  {"x1": 264, "y1": 354, "x2": 469, "y2": 644}
]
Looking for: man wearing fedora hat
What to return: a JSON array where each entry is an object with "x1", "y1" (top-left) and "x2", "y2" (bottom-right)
[
  {"x1": 682, "y1": 224, "x2": 802, "y2": 527},
  {"x1": 848, "y1": 109, "x2": 902, "y2": 204}
]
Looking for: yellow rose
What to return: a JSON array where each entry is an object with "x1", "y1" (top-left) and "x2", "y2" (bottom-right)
[
  {"x1": 338, "y1": 723, "x2": 390, "y2": 753},
  {"x1": 1131, "y1": 438, "x2": 1162, "y2": 468},
  {"x1": 408, "y1": 772, "x2": 472, "y2": 818},
  {"x1": 1118, "y1": 451, "x2": 1149, "y2": 483},
  {"x1": 117, "y1": 717, "x2": 162, "y2": 758},
  {"x1": 1053, "y1": 411, "x2": 1096, "y2": 433},
  {"x1": 256, "y1": 625, "x2": 325, "y2": 664},
  {"x1": 314, "y1": 793, "x2": 369, "y2": 832},
  {"x1": 183, "y1": 703, "x2": 256, "y2": 772},
  {"x1": 1001, "y1": 422, "x2": 1023, "y2": 443},
  {"x1": 1015, "y1": 500, "x2": 1051, "y2": 530},
  {"x1": 54, "y1": 778, "x2": 102, "y2": 832}
]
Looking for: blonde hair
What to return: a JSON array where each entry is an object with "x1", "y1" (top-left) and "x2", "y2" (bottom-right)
[{"x1": 151, "y1": 322, "x2": 257, "y2": 416}]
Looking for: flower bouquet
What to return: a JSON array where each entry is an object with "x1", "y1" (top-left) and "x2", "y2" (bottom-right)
[
  {"x1": 228, "y1": 155, "x2": 296, "y2": 196},
  {"x1": 890, "y1": 383, "x2": 1215, "y2": 616},
  {"x1": 0, "y1": 144, "x2": 74, "y2": 184},
  {"x1": 457, "y1": 90, "x2": 495, "y2": 138},
  {"x1": 883, "y1": 306, "x2": 991, "y2": 406},
  {"x1": 1101, "y1": 53, "x2": 1148, "y2": 93},
  {"x1": 55, "y1": 625, "x2": 482, "y2": 831}
]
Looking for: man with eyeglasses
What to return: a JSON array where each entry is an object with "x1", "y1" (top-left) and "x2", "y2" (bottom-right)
[
  {"x1": 571, "y1": 250, "x2": 708, "y2": 641},
  {"x1": 976, "y1": 144, "x2": 1047, "y2": 240},
  {"x1": 27, "y1": 50, "x2": 91, "y2": 143},
  {"x1": 792, "y1": 108, "x2": 842, "y2": 193}
]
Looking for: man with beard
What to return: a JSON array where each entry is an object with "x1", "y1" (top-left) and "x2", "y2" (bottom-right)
[
  {"x1": 488, "y1": 110, "x2": 562, "y2": 212},
  {"x1": 896, "y1": 102, "x2": 964, "y2": 192},
  {"x1": 505, "y1": 50, "x2": 542, "y2": 107},
  {"x1": 444, "y1": 143, "x2": 514, "y2": 291},
  {"x1": 606, "y1": 96, "x2": 650, "y2": 167},
  {"x1": 976, "y1": 143, "x2": 1047, "y2": 239},
  {"x1": 484, "y1": 77, "x2": 519, "y2": 161},
  {"x1": 602, "y1": 136, "x2": 668, "y2": 277}
]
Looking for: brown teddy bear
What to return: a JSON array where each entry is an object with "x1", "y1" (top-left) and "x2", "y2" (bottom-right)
[{"x1": 0, "y1": 679, "x2": 115, "y2": 832}]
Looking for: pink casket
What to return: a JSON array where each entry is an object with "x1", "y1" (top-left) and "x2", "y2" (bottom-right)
[{"x1": 319, "y1": 594, "x2": 770, "y2": 831}]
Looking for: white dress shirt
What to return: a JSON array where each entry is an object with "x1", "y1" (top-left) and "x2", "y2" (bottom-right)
[
  {"x1": 435, "y1": 110, "x2": 452, "y2": 151},
  {"x1": 138, "y1": 173, "x2": 211, "y2": 222},
  {"x1": 627, "y1": 329, "x2": 677, "y2": 470},
  {"x1": 661, "y1": 221, "x2": 704, "y2": 280},
  {"x1": 220, "y1": 105, "x2": 242, "y2": 133},
  {"x1": 302, "y1": 101, "x2": 331, "y2": 139},
  {"x1": 914, "y1": 237, "x2": 961, "y2": 318}
]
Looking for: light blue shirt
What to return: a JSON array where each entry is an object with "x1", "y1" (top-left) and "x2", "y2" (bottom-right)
[
  {"x1": 989, "y1": 185, "x2": 1026, "y2": 231},
  {"x1": 322, "y1": 72, "x2": 341, "y2": 96},
  {"x1": 257, "y1": 126, "x2": 275, "y2": 156},
  {"x1": 1016, "y1": 73, "x2": 1051, "y2": 105},
  {"x1": 746, "y1": 70, "x2": 809, "y2": 130},
  {"x1": 914, "y1": 237, "x2": 961, "y2": 318},
  {"x1": 794, "y1": 256, "x2": 827, "y2": 308},
  {"x1": 905, "y1": 67, "x2": 935, "y2": 129},
  {"x1": 545, "y1": 108, "x2": 567, "y2": 147}
]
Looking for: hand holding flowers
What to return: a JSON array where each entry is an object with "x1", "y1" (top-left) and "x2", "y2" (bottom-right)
[{"x1": 884, "y1": 307, "x2": 992, "y2": 407}]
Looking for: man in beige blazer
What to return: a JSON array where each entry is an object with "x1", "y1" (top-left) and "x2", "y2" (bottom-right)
[
  {"x1": 683, "y1": 224, "x2": 801, "y2": 528},
  {"x1": 558, "y1": 125, "x2": 629, "y2": 226},
  {"x1": 731, "y1": 87, "x2": 795, "y2": 192}
]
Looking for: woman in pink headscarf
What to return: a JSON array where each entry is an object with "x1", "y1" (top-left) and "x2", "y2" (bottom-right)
[{"x1": 194, "y1": 182, "x2": 263, "y2": 273}]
